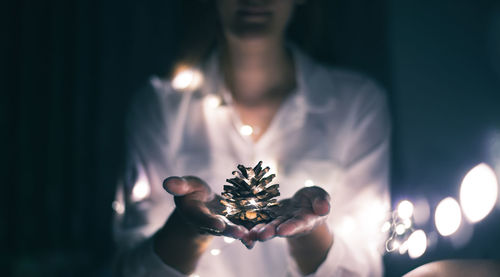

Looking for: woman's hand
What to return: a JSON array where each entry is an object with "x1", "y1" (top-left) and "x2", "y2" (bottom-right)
[
  {"x1": 248, "y1": 186, "x2": 333, "y2": 274},
  {"x1": 162, "y1": 176, "x2": 249, "y2": 240},
  {"x1": 154, "y1": 176, "x2": 251, "y2": 274},
  {"x1": 249, "y1": 186, "x2": 331, "y2": 241}
]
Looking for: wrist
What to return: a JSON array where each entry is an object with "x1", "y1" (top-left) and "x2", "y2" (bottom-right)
[
  {"x1": 286, "y1": 222, "x2": 333, "y2": 275},
  {"x1": 153, "y1": 209, "x2": 213, "y2": 274}
]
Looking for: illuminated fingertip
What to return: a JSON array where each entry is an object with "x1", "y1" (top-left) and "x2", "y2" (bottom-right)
[
  {"x1": 313, "y1": 198, "x2": 330, "y2": 215},
  {"x1": 163, "y1": 176, "x2": 186, "y2": 194}
]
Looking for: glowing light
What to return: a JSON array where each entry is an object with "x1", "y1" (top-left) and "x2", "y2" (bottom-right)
[
  {"x1": 131, "y1": 169, "x2": 150, "y2": 202},
  {"x1": 399, "y1": 240, "x2": 409, "y2": 254},
  {"x1": 407, "y1": 230, "x2": 427, "y2": 259},
  {"x1": 460, "y1": 163, "x2": 498, "y2": 223},
  {"x1": 248, "y1": 199, "x2": 257, "y2": 206},
  {"x1": 240, "y1": 125, "x2": 254, "y2": 136},
  {"x1": 112, "y1": 201, "x2": 124, "y2": 215},
  {"x1": 304, "y1": 179, "x2": 314, "y2": 187},
  {"x1": 172, "y1": 68, "x2": 203, "y2": 91},
  {"x1": 205, "y1": 95, "x2": 221, "y2": 109},
  {"x1": 190, "y1": 274, "x2": 200, "y2": 277},
  {"x1": 381, "y1": 221, "x2": 391, "y2": 233},
  {"x1": 210, "y1": 249, "x2": 221, "y2": 256},
  {"x1": 395, "y1": 224, "x2": 406, "y2": 235},
  {"x1": 397, "y1": 200, "x2": 414, "y2": 219},
  {"x1": 223, "y1": 237, "x2": 235, "y2": 244},
  {"x1": 390, "y1": 240, "x2": 401, "y2": 251},
  {"x1": 435, "y1": 197, "x2": 462, "y2": 236}
]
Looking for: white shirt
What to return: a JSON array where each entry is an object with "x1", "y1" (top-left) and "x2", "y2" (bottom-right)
[{"x1": 113, "y1": 46, "x2": 391, "y2": 277}]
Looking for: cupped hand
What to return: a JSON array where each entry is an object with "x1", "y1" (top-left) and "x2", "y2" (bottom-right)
[
  {"x1": 248, "y1": 186, "x2": 331, "y2": 242},
  {"x1": 163, "y1": 176, "x2": 249, "y2": 241}
]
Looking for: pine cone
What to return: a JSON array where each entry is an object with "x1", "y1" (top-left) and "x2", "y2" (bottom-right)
[{"x1": 220, "y1": 161, "x2": 280, "y2": 229}]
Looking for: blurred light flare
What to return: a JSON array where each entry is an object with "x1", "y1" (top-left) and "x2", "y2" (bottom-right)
[
  {"x1": 381, "y1": 221, "x2": 391, "y2": 233},
  {"x1": 435, "y1": 197, "x2": 462, "y2": 236},
  {"x1": 210, "y1": 249, "x2": 221, "y2": 256},
  {"x1": 395, "y1": 224, "x2": 406, "y2": 235},
  {"x1": 397, "y1": 200, "x2": 414, "y2": 219},
  {"x1": 205, "y1": 95, "x2": 221, "y2": 109},
  {"x1": 460, "y1": 163, "x2": 498, "y2": 223},
  {"x1": 240, "y1": 125, "x2": 254, "y2": 136},
  {"x1": 132, "y1": 168, "x2": 151, "y2": 202},
  {"x1": 407, "y1": 230, "x2": 427, "y2": 259},
  {"x1": 224, "y1": 237, "x2": 235, "y2": 244},
  {"x1": 304, "y1": 179, "x2": 314, "y2": 187},
  {"x1": 112, "y1": 201, "x2": 125, "y2": 215},
  {"x1": 172, "y1": 68, "x2": 203, "y2": 91}
]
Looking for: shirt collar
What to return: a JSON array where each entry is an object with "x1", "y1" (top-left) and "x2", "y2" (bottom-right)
[{"x1": 199, "y1": 44, "x2": 336, "y2": 113}]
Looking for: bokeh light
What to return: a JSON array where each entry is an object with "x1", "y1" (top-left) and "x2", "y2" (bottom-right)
[
  {"x1": 172, "y1": 68, "x2": 203, "y2": 91},
  {"x1": 460, "y1": 163, "x2": 498, "y2": 223},
  {"x1": 239, "y1": 125, "x2": 254, "y2": 136},
  {"x1": 210, "y1": 249, "x2": 221, "y2": 256},
  {"x1": 397, "y1": 200, "x2": 414, "y2": 219},
  {"x1": 435, "y1": 197, "x2": 462, "y2": 236},
  {"x1": 407, "y1": 230, "x2": 427, "y2": 259},
  {"x1": 131, "y1": 168, "x2": 150, "y2": 202},
  {"x1": 204, "y1": 94, "x2": 221, "y2": 109}
]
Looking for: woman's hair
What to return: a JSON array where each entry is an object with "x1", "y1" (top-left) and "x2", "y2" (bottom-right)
[{"x1": 168, "y1": 0, "x2": 332, "y2": 78}]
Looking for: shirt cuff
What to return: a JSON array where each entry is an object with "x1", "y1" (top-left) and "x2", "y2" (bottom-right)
[{"x1": 117, "y1": 236, "x2": 186, "y2": 277}]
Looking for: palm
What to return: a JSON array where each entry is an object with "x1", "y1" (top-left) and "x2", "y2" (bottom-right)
[{"x1": 249, "y1": 186, "x2": 330, "y2": 242}]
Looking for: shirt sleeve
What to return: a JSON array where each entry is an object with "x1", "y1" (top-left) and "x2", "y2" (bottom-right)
[
  {"x1": 112, "y1": 79, "x2": 187, "y2": 277},
  {"x1": 288, "y1": 80, "x2": 391, "y2": 277}
]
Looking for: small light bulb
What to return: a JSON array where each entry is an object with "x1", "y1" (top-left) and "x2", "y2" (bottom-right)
[
  {"x1": 304, "y1": 179, "x2": 314, "y2": 187},
  {"x1": 407, "y1": 230, "x2": 427, "y2": 259},
  {"x1": 224, "y1": 237, "x2": 235, "y2": 244},
  {"x1": 240, "y1": 125, "x2": 253, "y2": 136},
  {"x1": 381, "y1": 221, "x2": 391, "y2": 233},
  {"x1": 395, "y1": 224, "x2": 406, "y2": 235},
  {"x1": 172, "y1": 68, "x2": 203, "y2": 91},
  {"x1": 205, "y1": 95, "x2": 221, "y2": 109},
  {"x1": 397, "y1": 200, "x2": 414, "y2": 219},
  {"x1": 210, "y1": 249, "x2": 221, "y2": 256},
  {"x1": 112, "y1": 201, "x2": 125, "y2": 215},
  {"x1": 435, "y1": 197, "x2": 462, "y2": 236},
  {"x1": 460, "y1": 163, "x2": 498, "y2": 223}
]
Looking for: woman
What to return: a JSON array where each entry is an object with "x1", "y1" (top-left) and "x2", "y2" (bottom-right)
[{"x1": 113, "y1": 0, "x2": 391, "y2": 276}]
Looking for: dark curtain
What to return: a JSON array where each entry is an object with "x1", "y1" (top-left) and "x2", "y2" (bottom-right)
[{"x1": 3, "y1": 0, "x2": 177, "y2": 276}]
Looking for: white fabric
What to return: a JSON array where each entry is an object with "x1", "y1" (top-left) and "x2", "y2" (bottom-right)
[{"x1": 113, "y1": 46, "x2": 391, "y2": 277}]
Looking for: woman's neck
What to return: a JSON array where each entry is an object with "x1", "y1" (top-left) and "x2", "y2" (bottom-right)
[{"x1": 219, "y1": 36, "x2": 295, "y2": 106}]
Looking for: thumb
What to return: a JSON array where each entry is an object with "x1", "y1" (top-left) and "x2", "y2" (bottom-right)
[
  {"x1": 312, "y1": 197, "x2": 330, "y2": 216},
  {"x1": 163, "y1": 176, "x2": 191, "y2": 196}
]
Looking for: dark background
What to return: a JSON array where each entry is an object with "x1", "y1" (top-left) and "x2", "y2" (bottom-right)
[{"x1": 3, "y1": 0, "x2": 500, "y2": 276}]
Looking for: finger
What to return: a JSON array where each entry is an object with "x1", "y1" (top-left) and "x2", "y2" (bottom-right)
[
  {"x1": 240, "y1": 237, "x2": 256, "y2": 249},
  {"x1": 276, "y1": 212, "x2": 319, "y2": 237},
  {"x1": 312, "y1": 197, "x2": 330, "y2": 216},
  {"x1": 294, "y1": 186, "x2": 331, "y2": 215},
  {"x1": 253, "y1": 217, "x2": 287, "y2": 241},
  {"x1": 163, "y1": 176, "x2": 190, "y2": 196},
  {"x1": 164, "y1": 176, "x2": 212, "y2": 201},
  {"x1": 220, "y1": 217, "x2": 248, "y2": 240},
  {"x1": 248, "y1": 223, "x2": 266, "y2": 241}
]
